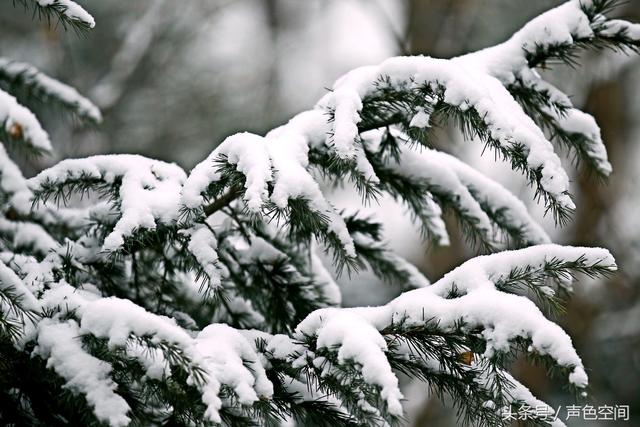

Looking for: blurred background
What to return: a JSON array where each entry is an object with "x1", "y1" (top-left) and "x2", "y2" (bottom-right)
[{"x1": 1, "y1": 0, "x2": 638, "y2": 425}]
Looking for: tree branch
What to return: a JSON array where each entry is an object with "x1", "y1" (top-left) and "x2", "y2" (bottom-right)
[{"x1": 202, "y1": 185, "x2": 244, "y2": 217}]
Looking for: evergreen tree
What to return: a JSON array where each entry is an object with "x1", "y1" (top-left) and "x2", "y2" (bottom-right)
[{"x1": 1, "y1": 1, "x2": 638, "y2": 426}]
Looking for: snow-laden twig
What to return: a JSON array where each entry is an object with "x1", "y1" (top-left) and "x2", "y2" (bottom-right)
[
  {"x1": 30, "y1": 155, "x2": 187, "y2": 252},
  {"x1": 0, "y1": 58, "x2": 101, "y2": 124}
]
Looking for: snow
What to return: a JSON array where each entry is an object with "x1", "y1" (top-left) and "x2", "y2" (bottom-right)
[
  {"x1": 185, "y1": 224, "x2": 223, "y2": 289},
  {"x1": 0, "y1": 58, "x2": 101, "y2": 123},
  {"x1": 236, "y1": 235, "x2": 285, "y2": 264},
  {"x1": 30, "y1": 155, "x2": 187, "y2": 252},
  {"x1": 80, "y1": 297, "x2": 192, "y2": 348},
  {"x1": 513, "y1": 68, "x2": 612, "y2": 175},
  {"x1": 195, "y1": 324, "x2": 273, "y2": 404},
  {"x1": 182, "y1": 0, "x2": 617, "y2": 261},
  {"x1": 426, "y1": 147, "x2": 550, "y2": 245},
  {"x1": 34, "y1": 319, "x2": 131, "y2": 427},
  {"x1": 125, "y1": 339, "x2": 169, "y2": 380},
  {"x1": 461, "y1": 0, "x2": 593, "y2": 80},
  {"x1": 311, "y1": 249, "x2": 342, "y2": 305},
  {"x1": 601, "y1": 19, "x2": 640, "y2": 40},
  {"x1": 211, "y1": 293, "x2": 266, "y2": 328},
  {"x1": 0, "y1": 144, "x2": 66, "y2": 254},
  {"x1": 555, "y1": 109, "x2": 612, "y2": 175},
  {"x1": 266, "y1": 333, "x2": 303, "y2": 361},
  {"x1": 0, "y1": 89, "x2": 51, "y2": 152},
  {"x1": 387, "y1": 253, "x2": 431, "y2": 289},
  {"x1": 2, "y1": 1, "x2": 630, "y2": 424},
  {"x1": 0, "y1": 143, "x2": 33, "y2": 214},
  {"x1": 325, "y1": 89, "x2": 363, "y2": 158},
  {"x1": 184, "y1": 125, "x2": 357, "y2": 258},
  {"x1": 266, "y1": 129, "x2": 356, "y2": 257},
  {"x1": 320, "y1": 55, "x2": 575, "y2": 210},
  {"x1": 409, "y1": 108, "x2": 431, "y2": 128},
  {"x1": 0, "y1": 218, "x2": 58, "y2": 255},
  {"x1": 219, "y1": 132, "x2": 272, "y2": 212},
  {"x1": 36, "y1": 0, "x2": 96, "y2": 28},
  {"x1": 364, "y1": 130, "x2": 550, "y2": 246},
  {"x1": 417, "y1": 193, "x2": 449, "y2": 246},
  {"x1": 296, "y1": 308, "x2": 404, "y2": 416},
  {"x1": 350, "y1": 229, "x2": 431, "y2": 290},
  {"x1": 73, "y1": 295, "x2": 274, "y2": 423},
  {"x1": 452, "y1": 0, "x2": 618, "y2": 177},
  {"x1": 388, "y1": 136, "x2": 492, "y2": 238},
  {"x1": 0, "y1": 261, "x2": 40, "y2": 312},
  {"x1": 265, "y1": 129, "x2": 319, "y2": 210},
  {"x1": 493, "y1": 370, "x2": 568, "y2": 427},
  {"x1": 14, "y1": 253, "x2": 58, "y2": 297},
  {"x1": 297, "y1": 245, "x2": 615, "y2": 393},
  {"x1": 519, "y1": 68, "x2": 572, "y2": 109},
  {"x1": 426, "y1": 244, "x2": 614, "y2": 297},
  {"x1": 270, "y1": 109, "x2": 331, "y2": 149},
  {"x1": 35, "y1": 282, "x2": 274, "y2": 422}
]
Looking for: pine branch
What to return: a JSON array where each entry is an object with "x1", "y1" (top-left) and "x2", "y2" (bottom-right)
[
  {"x1": 202, "y1": 185, "x2": 243, "y2": 217},
  {"x1": 0, "y1": 58, "x2": 102, "y2": 124},
  {"x1": 12, "y1": 0, "x2": 95, "y2": 33}
]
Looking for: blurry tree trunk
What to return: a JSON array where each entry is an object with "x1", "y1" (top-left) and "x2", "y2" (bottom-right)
[
  {"x1": 264, "y1": 0, "x2": 282, "y2": 124},
  {"x1": 407, "y1": 0, "x2": 477, "y2": 58}
]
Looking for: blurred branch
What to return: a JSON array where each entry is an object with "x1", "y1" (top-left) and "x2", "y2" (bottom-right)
[{"x1": 90, "y1": 0, "x2": 167, "y2": 110}]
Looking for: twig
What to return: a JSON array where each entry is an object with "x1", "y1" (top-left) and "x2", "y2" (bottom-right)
[{"x1": 203, "y1": 185, "x2": 243, "y2": 217}]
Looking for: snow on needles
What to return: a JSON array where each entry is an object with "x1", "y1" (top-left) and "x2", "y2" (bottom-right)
[
  {"x1": 363, "y1": 129, "x2": 550, "y2": 247},
  {"x1": 297, "y1": 245, "x2": 616, "y2": 399},
  {"x1": 178, "y1": 0, "x2": 633, "y2": 256},
  {"x1": 183, "y1": 116, "x2": 357, "y2": 258},
  {"x1": 459, "y1": 0, "x2": 618, "y2": 177},
  {"x1": 0, "y1": 89, "x2": 51, "y2": 152},
  {"x1": 80, "y1": 300, "x2": 273, "y2": 424},
  {"x1": 34, "y1": 319, "x2": 131, "y2": 427},
  {"x1": 320, "y1": 56, "x2": 575, "y2": 210},
  {"x1": 30, "y1": 155, "x2": 186, "y2": 252},
  {"x1": 0, "y1": 143, "x2": 33, "y2": 214},
  {"x1": 313, "y1": 0, "x2": 640, "y2": 209},
  {"x1": 35, "y1": 282, "x2": 276, "y2": 425},
  {"x1": 35, "y1": 0, "x2": 95, "y2": 28},
  {"x1": 0, "y1": 58, "x2": 102, "y2": 123},
  {"x1": 185, "y1": 223, "x2": 224, "y2": 289},
  {"x1": 297, "y1": 308, "x2": 405, "y2": 416}
]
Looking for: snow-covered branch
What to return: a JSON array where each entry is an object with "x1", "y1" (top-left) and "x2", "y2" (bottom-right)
[
  {"x1": 0, "y1": 58, "x2": 101, "y2": 124},
  {"x1": 19, "y1": 0, "x2": 95, "y2": 30}
]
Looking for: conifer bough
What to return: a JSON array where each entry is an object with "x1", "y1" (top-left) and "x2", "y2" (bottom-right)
[{"x1": 0, "y1": 0, "x2": 636, "y2": 426}]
